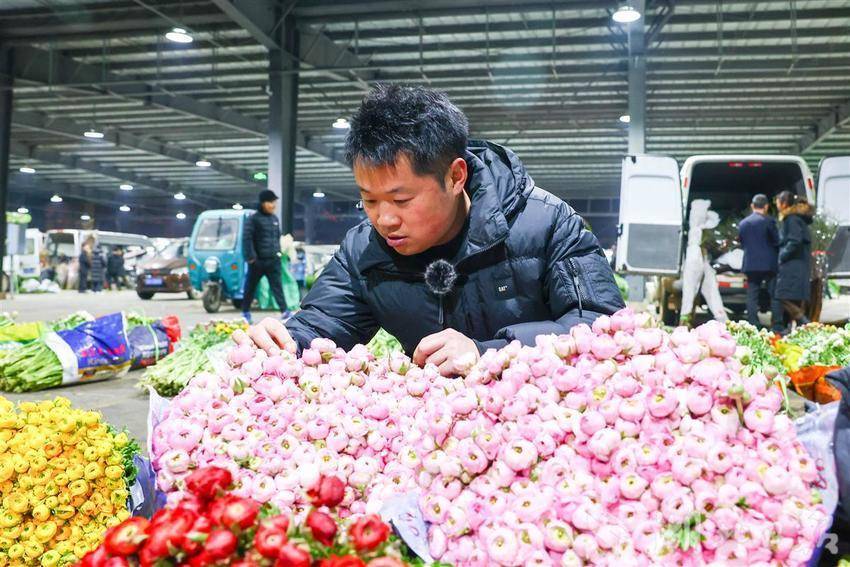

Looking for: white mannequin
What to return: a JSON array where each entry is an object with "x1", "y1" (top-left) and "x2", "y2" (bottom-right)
[{"x1": 680, "y1": 199, "x2": 727, "y2": 324}]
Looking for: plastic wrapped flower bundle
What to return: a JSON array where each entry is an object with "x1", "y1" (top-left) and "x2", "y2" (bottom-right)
[
  {"x1": 0, "y1": 397, "x2": 140, "y2": 565},
  {"x1": 152, "y1": 309, "x2": 829, "y2": 566}
]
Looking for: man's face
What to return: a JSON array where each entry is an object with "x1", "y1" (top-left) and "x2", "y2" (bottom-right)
[
  {"x1": 261, "y1": 200, "x2": 277, "y2": 214},
  {"x1": 354, "y1": 154, "x2": 468, "y2": 256}
]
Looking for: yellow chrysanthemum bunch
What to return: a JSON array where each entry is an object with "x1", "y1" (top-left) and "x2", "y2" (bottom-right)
[{"x1": 0, "y1": 397, "x2": 133, "y2": 566}]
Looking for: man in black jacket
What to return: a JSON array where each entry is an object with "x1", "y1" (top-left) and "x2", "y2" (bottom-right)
[
  {"x1": 236, "y1": 84, "x2": 624, "y2": 375},
  {"x1": 241, "y1": 190, "x2": 290, "y2": 323}
]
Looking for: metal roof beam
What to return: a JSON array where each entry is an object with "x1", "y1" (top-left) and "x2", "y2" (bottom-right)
[
  {"x1": 11, "y1": 109, "x2": 262, "y2": 188},
  {"x1": 797, "y1": 100, "x2": 850, "y2": 155},
  {"x1": 11, "y1": 45, "x2": 344, "y2": 165}
]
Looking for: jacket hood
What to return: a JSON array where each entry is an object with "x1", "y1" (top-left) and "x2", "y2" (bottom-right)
[
  {"x1": 356, "y1": 140, "x2": 535, "y2": 273},
  {"x1": 781, "y1": 202, "x2": 814, "y2": 224}
]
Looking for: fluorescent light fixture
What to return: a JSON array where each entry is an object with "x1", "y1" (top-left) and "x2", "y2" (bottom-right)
[
  {"x1": 120, "y1": 183, "x2": 134, "y2": 191},
  {"x1": 232, "y1": 203, "x2": 243, "y2": 210},
  {"x1": 165, "y1": 27, "x2": 193, "y2": 43},
  {"x1": 174, "y1": 192, "x2": 187, "y2": 200},
  {"x1": 619, "y1": 114, "x2": 631, "y2": 124},
  {"x1": 612, "y1": 4, "x2": 641, "y2": 23},
  {"x1": 80, "y1": 214, "x2": 91, "y2": 221},
  {"x1": 19, "y1": 166, "x2": 35, "y2": 174},
  {"x1": 195, "y1": 159, "x2": 212, "y2": 168},
  {"x1": 176, "y1": 212, "x2": 187, "y2": 220},
  {"x1": 83, "y1": 128, "x2": 104, "y2": 139},
  {"x1": 332, "y1": 118, "x2": 350, "y2": 129},
  {"x1": 119, "y1": 205, "x2": 131, "y2": 212},
  {"x1": 313, "y1": 191, "x2": 326, "y2": 198},
  {"x1": 16, "y1": 207, "x2": 28, "y2": 214},
  {"x1": 253, "y1": 171, "x2": 267, "y2": 181},
  {"x1": 50, "y1": 195, "x2": 63, "y2": 203}
]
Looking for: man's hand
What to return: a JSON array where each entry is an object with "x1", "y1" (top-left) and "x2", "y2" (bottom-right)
[
  {"x1": 412, "y1": 329, "x2": 480, "y2": 377},
  {"x1": 232, "y1": 317, "x2": 296, "y2": 355}
]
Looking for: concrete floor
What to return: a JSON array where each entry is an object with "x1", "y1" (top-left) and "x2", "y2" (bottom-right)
[{"x1": 0, "y1": 289, "x2": 257, "y2": 453}]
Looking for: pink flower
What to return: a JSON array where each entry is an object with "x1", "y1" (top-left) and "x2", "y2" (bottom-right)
[
  {"x1": 579, "y1": 410, "x2": 606, "y2": 436},
  {"x1": 619, "y1": 473, "x2": 649, "y2": 500},
  {"x1": 485, "y1": 526, "x2": 518, "y2": 566},
  {"x1": 618, "y1": 398, "x2": 645, "y2": 422},
  {"x1": 587, "y1": 428, "x2": 620, "y2": 461},
  {"x1": 686, "y1": 386, "x2": 713, "y2": 416},
  {"x1": 572, "y1": 533, "x2": 600, "y2": 562},
  {"x1": 500, "y1": 439, "x2": 538, "y2": 472},
  {"x1": 647, "y1": 388, "x2": 677, "y2": 418},
  {"x1": 543, "y1": 520, "x2": 574, "y2": 552},
  {"x1": 660, "y1": 490, "x2": 695, "y2": 524},
  {"x1": 762, "y1": 465, "x2": 790, "y2": 496},
  {"x1": 590, "y1": 335, "x2": 620, "y2": 360},
  {"x1": 744, "y1": 405, "x2": 775, "y2": 435}
]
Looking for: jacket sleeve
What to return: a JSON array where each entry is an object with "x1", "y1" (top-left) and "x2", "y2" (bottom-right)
[
  {"x1": 479, "y1": 204, "x2": 626, "y2": 351},
  {"x1": 285, "y1": 244, "x2": 379, "y2": 352},
  {"x1": 778, "y1": 217, "x2": 803, "y2": 264},
  {"x1": 243, "y1": 214, "x2": 257, "y2": 261},
  {"x1": 768, "y1": 218, "x2": 780, "y2": 248}
]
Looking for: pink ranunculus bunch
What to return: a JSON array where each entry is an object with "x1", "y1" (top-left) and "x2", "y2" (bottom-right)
[{"x1": 152, "y1": 311, "x2": 829, "y2": 566}]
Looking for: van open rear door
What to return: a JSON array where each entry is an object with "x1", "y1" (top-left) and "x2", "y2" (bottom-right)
[
  {"x1": 816, "y1": 156, "x2": 850, "y2": 277},
  {"x1": 616, "y1": 155, "x2": 683, "y2": 274}
]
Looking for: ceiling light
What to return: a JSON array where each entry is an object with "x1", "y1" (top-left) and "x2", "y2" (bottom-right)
[
  {"x1": 19, "y1": 166, "x2": 35, "y2": 174},
  {"x1": 50, "y1": 195, "x2": 63, "y2": 203},
  {"x1": 83, "y1": 128, "x2": 104, "y2": 139},
  {"x1": 612, "y1": 4, "x2": 641, "y2": 23},
  {"x1": 253, "y1": 172, "x2": 267, "y2": 181},
  {"x1": 80, "y1": 214, "x2": 91, "y2": 221},
  {"x1": 176, "y1": 212, "x2": 187, "y2": 220},
  {"x1": 16, "y1": 207, "x2": 28, "y2": 214},
  {"x1": 619, "y1": 114, "x2": 631, "y2": 124},
  {"x1": 174, "y1": 192, "x2": 187, "y2": 200},
  {"x1": 313, "y1": 191, "x2": 326, "y2": 198},
  {"x1": 119, "y1": 205, "x2": 131, "y2": 212},
  {"x1": 332, "y1": 118, "x2": 350, "y2": 130},
  {"x1": 195, "y1": 159, "x2": 212, "y2": 168},
  {"x1": 120, "y1": 183, "x2": 133, "y2": 191},
  {"x1": 232, "y1": 203, "x2": 243, "y2": 210},
  {"x1": 165, "y1": 27, "x2": 193, "y2": 44}
]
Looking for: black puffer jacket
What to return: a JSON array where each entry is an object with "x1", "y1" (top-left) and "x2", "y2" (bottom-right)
[
  {"x1": 286, "y1": 141, "x2": 625, "y2": 354},
  {"x1": 776, "y1": 203, "x2": 814, "y2": 301},
  {"x1": 243, "y1": 210, "x2": 281, "y2": 261}
]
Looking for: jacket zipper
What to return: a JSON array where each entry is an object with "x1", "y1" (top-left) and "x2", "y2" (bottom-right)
[{"x1": 567, "y1": 258, "x2": 587, "y2": 318}]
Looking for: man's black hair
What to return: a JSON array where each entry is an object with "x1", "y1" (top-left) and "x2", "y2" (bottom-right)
[{"x1": 344, "y1": 84, "x2": 469, "y2": 182}]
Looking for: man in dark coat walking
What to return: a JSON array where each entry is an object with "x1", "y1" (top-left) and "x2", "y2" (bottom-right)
[
  {"x1": 737, "y1": 194, "x2": 782, "y2": 329},
  {"x1": 241, "y1": 190, "x2": 290, "y2": 323},
  {"x1": 775, "y1": 190, "x2": 814, "y2": 327},
  {"x1": 236, "y1": 84, "x2": 625, "y2": 376}
]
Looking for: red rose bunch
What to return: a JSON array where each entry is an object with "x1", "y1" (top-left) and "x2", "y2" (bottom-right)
[{"x1": 77, "y1": 469, "x2": 408, "y2": 566}]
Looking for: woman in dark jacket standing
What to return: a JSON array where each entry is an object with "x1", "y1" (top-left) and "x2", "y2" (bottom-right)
[
  {"x1": 89, "y1": 243, "x2": 106, "y2": 293},
  {"x1": 774, "y1": 190, "x2": 813, "y2": 328},
  {"x1": 78, "y1": 242, "x2": 92, "y2": 293}
]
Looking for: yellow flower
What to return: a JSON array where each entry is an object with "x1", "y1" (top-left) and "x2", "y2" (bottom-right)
[
  {"x1": 1, "y1": 526, "x2": 21, "y2": 540},
  {"x1": 0, "y1": 413, "x2": 17, "y2": 429},
  {"x1": 11, "y1": 456, "x2": 28, "y2": 474},
  {"x1": 104, "y1": 466, "x2": 123, "y2": 480},
  {"x1": 34, "y1": 522, "x2": 57, "y2": 543},
  {"x1": 83, "y1": 463, "x2": 102, "y2": 481},
  {"x1": 39, "y1": 549, "x2": 61, "y2": 566},
  {"x1": 78, "y1": 502, "x2": 96, "y2": 518},
  {"x1": 112, "y1": 432, "x2": 129, "y2": 448},
  {"x1": 31, "y1": 505, "x2": 49, "y2": 523},
  {"x1": 0, "y1": 430, "x2": 14, "y2": 442},
  {"x1": 6, "y1": 544, "x2": 23, "y2": 560},
  {"x1": 52, "y1": 506, "x2": 74, "y2": 520},
  {"x1": 115, "y1": 509, "x2": 130, "y2": 523},
  {"x1": 0, "y1": 512, "x2": 21, "y2": 528},
  {"x1": 82, "y1": 447, "x2": 98, "y2": 462},
  {"x1": 72, "y1": 543, "x2": 89, "y2": 559},
  {"x1": 42, "y1": 443, "x2": 60, "y2": 459},
  {"x1": 5, "y1": 494, "x2": 28, "y2": 514},
  {"x1": 0, "y1": 465, "x2": 11, "y2": 484},
  {"x1": 49, "y1": 458, "x2": 68, "y2": 471},
  {"x1": 29, "y1": 457, "x2": 48, "y2": 474},
  {"x1": 43, "y1": 497, "x2": 58, "y2": 510},
  {"x1": 23, "y1": 540, "x2": 44, "y2": 560},
  {"x1": 66, "y1": 465, "x2": 84, "y2": 481},
  {"x1": 52, "y1": 474, "x2": 68, "y2": 488},
  {"x1": 105, "y1": 454, "x2": 122, "y2": 466},
  {"x1": 67, "y1": 479, "x2": 88, "y2": 497}
]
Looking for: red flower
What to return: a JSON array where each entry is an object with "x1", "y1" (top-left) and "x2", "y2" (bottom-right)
[
  {"x1": 205, "y1": 529, "x2": 238, "y2": 560},
  {"x1": 366, "y1": 559, "x2": 406, "y2": 567},
  {"x1": 221, "y1": 496, "x2": 261, "y2": 530},
  {"x1": 103, "y1": 517, "x2": 149, "y2": 556},
  {"x1": 319, "y1": 556, "x2": 367, "y2": 567},
  {"x1": 254, "y1": 524, "x2": 288, "y2": 558},
  {"x1": 175, "y1": 493, "x2": 206, "y2": 515},
  {"x1": 103, "y1": 558, "x2": 131, "y2": 567},
  {"x1": 80, "y1": 546, "x2": 110, "y2": 567},
  {"x1": 308, "y1": 475, "x2": 345, "y2": 508},
  {"x1": 275, "y1": 543, "x2": 312, "y2": 567},
  {"x1": 306, "y1": 509, "x2": 337, "y2": 546},
  {"x1": 263, "y1": 515, "x2": 290, "y2": 533},
  {"x1": 348, "y1": 515, "x2": 390, "y2": 552},
  {"x1": 181, "y1": 515, "x2": 213, "y2": 556},
  {"x1": 185, "y1": 466, "x2": 233, "y2": 500}
]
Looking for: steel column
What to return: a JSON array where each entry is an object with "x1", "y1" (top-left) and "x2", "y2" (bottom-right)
[
  {"x1": 0, "y1": 46, "x2": 13, "y2": 295},
  {"x1": 268, "y1": 14, "x2": 299, "y2": 234},
  {"x1": 628, "y1": 0, "x2": 647, "y2": 155}
]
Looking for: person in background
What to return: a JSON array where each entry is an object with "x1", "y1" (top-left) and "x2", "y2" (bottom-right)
[
  {"x1": 737, "y1": 193, "x2": 782, "y2": 330},
  {"x1": 241, "y1": 190, "x2": 292, "y2": 324},
  {"x1": 78, "y1": 241, "x2": 92, "y2": 293},
  {"x1": 775, "y1": 190, "x2": 814, "y2": 330},
  {"x1": 89, "y1": 242, "x2": 106, "y2": 293},
  {"x1": 106, "y1": 246, "x2": 126, "y2": 290},
  {"x1": 291, "y1": 246, "x2": 307, "y2": 299}
]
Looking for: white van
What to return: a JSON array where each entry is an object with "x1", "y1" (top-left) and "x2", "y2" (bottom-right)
[
  {"x1": 45, "y1": 229, "x2": 154, "y2": 289},
  {"x1": 616, "y1": 154, "x2": 849, "y2": 323},
  {"x1": 2, "y1": 228, "x2": 44, "y2": 279}
]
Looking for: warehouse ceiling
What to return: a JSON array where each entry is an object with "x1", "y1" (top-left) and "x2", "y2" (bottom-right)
[{"x1": 2, "y1": 0, "x2": 850, "y2": 219}]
